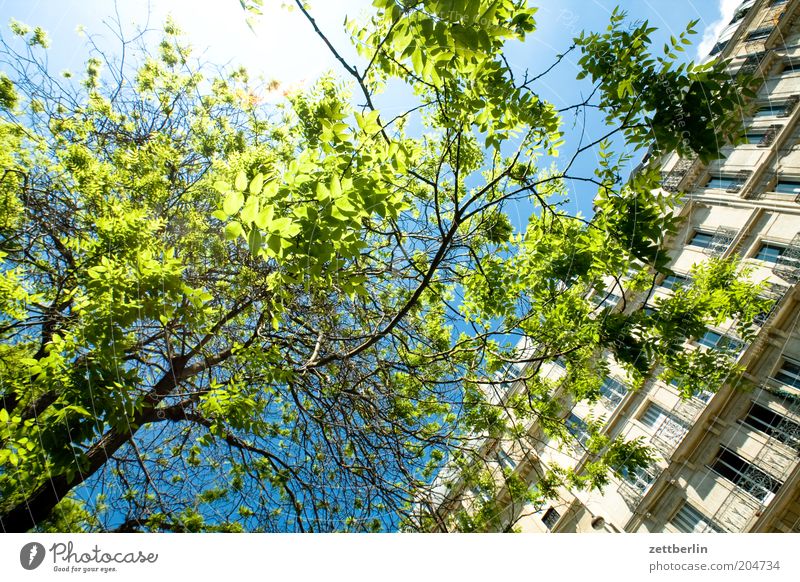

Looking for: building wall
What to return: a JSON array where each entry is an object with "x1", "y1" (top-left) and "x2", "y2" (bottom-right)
[{"x1": 424, "y1": 0, "x2": 800, "y2": 534}]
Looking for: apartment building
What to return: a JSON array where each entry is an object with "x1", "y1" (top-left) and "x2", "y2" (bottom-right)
[{"x1": 420, "y1": 0, "x2": 800, "y2": 533}]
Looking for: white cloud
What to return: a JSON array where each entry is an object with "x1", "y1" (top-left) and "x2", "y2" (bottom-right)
[{"x1": 696, "y1": 0, "x2": 744, "y2": 59}]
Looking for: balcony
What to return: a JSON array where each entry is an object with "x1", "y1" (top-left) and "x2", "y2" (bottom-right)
[
  {"x1": 752, "y1": 282, "x2": 790, "y2": 326},
  {"x1": 703, "y1": 226, "x2": 739, "y2": 257},
  {"x1": 773, "y1": 233, "x2": 800, "y2": 283},
  {"x1": 778, "y1": 94, "x2": 800, "y2": 117},
  {"x1": 660, "y1": 156, "x2": 699, "y2": 192},
  {"x1": 710, "y1": 484, "x2": 761, "y2": 532},
  {"x1": 756, "y1": 124, "x2": 782, "y2": 147},
  {"x1": 617, "y1": 464, "x2": 661, "y2": 509},
  {"x1": 738, "y1": 50, "x2": 769, "y2": 76}
]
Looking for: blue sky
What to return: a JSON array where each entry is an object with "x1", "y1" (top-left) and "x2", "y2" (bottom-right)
[
  {"x1": 0, "y1": 1, "x2": 733, "y2": 88},
  {"x1": 0, "y1": 0, "x2": 737, "y2": 223}
]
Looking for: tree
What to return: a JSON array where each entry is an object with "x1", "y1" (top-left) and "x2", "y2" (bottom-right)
[{"x1": 0, "y1": 1, "x2": 766, "y2": 532}]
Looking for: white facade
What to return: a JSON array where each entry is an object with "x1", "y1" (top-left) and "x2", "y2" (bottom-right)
[{"x1": 425, "y1": 0, "x2": 800, "y2": 534}]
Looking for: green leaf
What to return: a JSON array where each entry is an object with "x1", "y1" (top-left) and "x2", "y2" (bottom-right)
[
  {"x1": 267, "y1": 233, "x2": 282, "y2": 256},
  {"x1": 248, "y1": 227, "x2": 263, "y2": 255},
  {"x1": 234, "y1": 171, "x2": 248, "y2": 192},
  {"x1": 224, "y1": 221, "x2": 244, "y2": 240},
  {"x1": 223, "y1": 190, "x2": 244, "y2": 216},
  {"x1": 330, "y1": 175, "x2": 342, "y2": 199},
  {"x1": 241, "y1": 195, "x2": 260, "y2": 224},
  {"x1": 255, "y1": 204, "x2": 274, "y2": 229},
  {"x1": 249, "y1": 173, "x2": 264, "y2": 195}
]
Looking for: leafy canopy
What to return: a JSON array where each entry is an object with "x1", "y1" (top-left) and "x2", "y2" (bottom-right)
[{"x1": 0, "y1": 1, "x2": 763, "y2": 533}]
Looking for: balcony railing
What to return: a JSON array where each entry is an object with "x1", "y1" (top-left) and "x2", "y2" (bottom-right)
[
  {"x1": 773, "y1": 232, "x2": 800, "y2": 283},
  {"x1": 753, "y1": 282, "x2": 790, "y2": 327},
  {"x1": 738, "y1": 50, "x2": 769, "y2": 76},
  {"x1": 617, "y1": 465, "x2": 660, "y2": 509},
  {"x1": 711, "y1": 484, "x2": 761, "y2": 533},
  {"x1": 704, "y1": 226, "x2": 738, "y2": 257},
  {"x1": 660, "y1": 156, "x2": 698, "y2": 192},
  {"x1": 757, "y1": 124, "x2": 782, "y2": 147},
  {"x1": 779, "y1": 95, "x2": 799, "y2": 117},
  {"x1": 725, "y1": 170, "x2": 752, "y2": 194}
]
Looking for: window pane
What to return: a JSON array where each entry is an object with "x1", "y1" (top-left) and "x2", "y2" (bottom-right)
[
  {"x1": 641, "y1": 402, "x2": 667, "y2": 428},
  {"x1": 542, "y1": 508, "x2": 560, "y2": 530},
  {"x1": 746, "y1": 27, "x2": 773, "y2": 41},
  {"x1": 782, "y1": 62, "x2": 800, "y2": 75},
  {"x1": 497, "y1": 450, "x2": 516, "y2": 470},
  {"x1": 591, "y1": 292, "x2": 621, "y2": 309},
  {"x1": 697, "y1": 330, "x2": 743, "y2": 353},
  {"x1": 705, "y1": 177, "x2": 735, "y2": 190},
  {"x1": 672, "y1": 502, "x2": 722, "y2": 533},
  {"x1": 698, "y1": 330, "x2": 722, "y2": 348},
  {"x1": 711, "y1": 448, "x2": 782, "y2": 502},
  {"x1": 621, "y1": 465, "x2": 655, "y2": 494},
  {"x1": 566, "y1": 413, "x2": 589, "y2": 446},
  {"x1": 775, "y1": 360, "x2": 800, "y2": 388},
  {"x1": 600, "y1": 377, "x2": 627, "y2": 408},
  {"x1": 744, "y1": 133, "x2": 764, "y2": 144},
  {"x1": 774, "y1": 180, "x2": 800, "y2": 194},
  {"x1": 661, "y1": 273, "x2": 690, "y2": 290},
  {"x1": 742, "y1": 402, "x2": 800, "y2": 449},
  {"x1": 730, "y1": 7, "x2": 749, "y2": 24},
  {"x1": 754, "y1": 243, "x2": 785, "y2": 263},
  {"x1": 689, "y1": 231, "x2": 714, "y2": 248},
  {"x1": 755, "y1": 104, "x2": 783, "y2": 117},
  {"x1": 710, "y1": 41, "x2": 727, "y2": 56}
]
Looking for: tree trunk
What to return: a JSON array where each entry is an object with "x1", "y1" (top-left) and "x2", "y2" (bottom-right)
[{"x1": 0, "y1": 365, "x2": 184, "y2": 532}]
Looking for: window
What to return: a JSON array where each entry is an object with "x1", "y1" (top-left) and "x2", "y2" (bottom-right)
[
  {"x1": 775, "y1": 359, "x2": 800, "y2": 388},
  {"x1": 754, "y1": 242, "x2": 786, "y2": 263},
  {"x1": 709, "y1": 41, "x2": 728, "y2": 56},
  {"x1": 755, "y1": 106, "x2": 778, "y2": 117},
  {"x1": 591, "y1": 291, "x2": 621, "y2": 309},
  {"x1": 781, "y1": 61, "x2": 800, "y2": 75},
  {"x1": 640, "y1": 402, "x2": 690, "y2": 450},
  {"x1": 698, "y1": 330, "x2": 722, "y2": 348},
  {"x1": 754, "y1": 104, "x2": 784, "y2": 117},
  {"x1": 689, "y1": 227, "x2": 738, "y2": 256},
  {"x1": 688, "y1": 231, "x2": 715, "y2": 249},
  {"x1": 773, "y1": 179, "x2": 800, "y2": 194},
  {"x1": 620, "y1": 464, "x2": 656, "y2": 495},
  {"x1": 600, "y1": 377, "x2": 627, "y2": 409},
  {"x1": 710, "y1": 447, "x2": 782, "y2": 502},
  {"x1": 743, "y1": 132, "x2": 765, "y2": 144},
  {"x1": 566, "y1": 413, "x2": 589, "y2": 447},
  {"x1": 469, "y1": 486, "x2": 491, "y2": 503},
  {"x1": 497, "y1": 450, "x2": 517, "y2": 471},
  {"x1": 661, "y1": 273, "x2": 691, "y2": 290},
  {"x1": 730, "y1": 7, "x2": 749, "y2": 24},
  {"x1": 705, "y1": 176, "x2": 738, "y2": 190},
  {"x1": 697, "y1": 330, "x2": 744, "y2": 354},
  {"x1": 640, "y1": 402, "x2": 669, "y2": 428},
  {"x1": 742, "y1": 402, "x2": 800, "y2": 449},
  {"x1": 542, "y1": 507, "x2": 560, "y2": 530},
  {"x1": 672, "y1": 502, "x2": 723, "y2": 533},
  {"x1": 752, "y1": 286, "x2": 784, "y2": 326},
  {"x1": 668, "y1": 377, "x2": 714, "y2": 402},
  {"x1": 746, "y1": 27, "x2": 773, "y2": 42}
]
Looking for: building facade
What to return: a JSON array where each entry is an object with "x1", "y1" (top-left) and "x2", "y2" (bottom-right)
[{"x1": 422, "y1": 0, "x2": 800, "y2": 533}]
